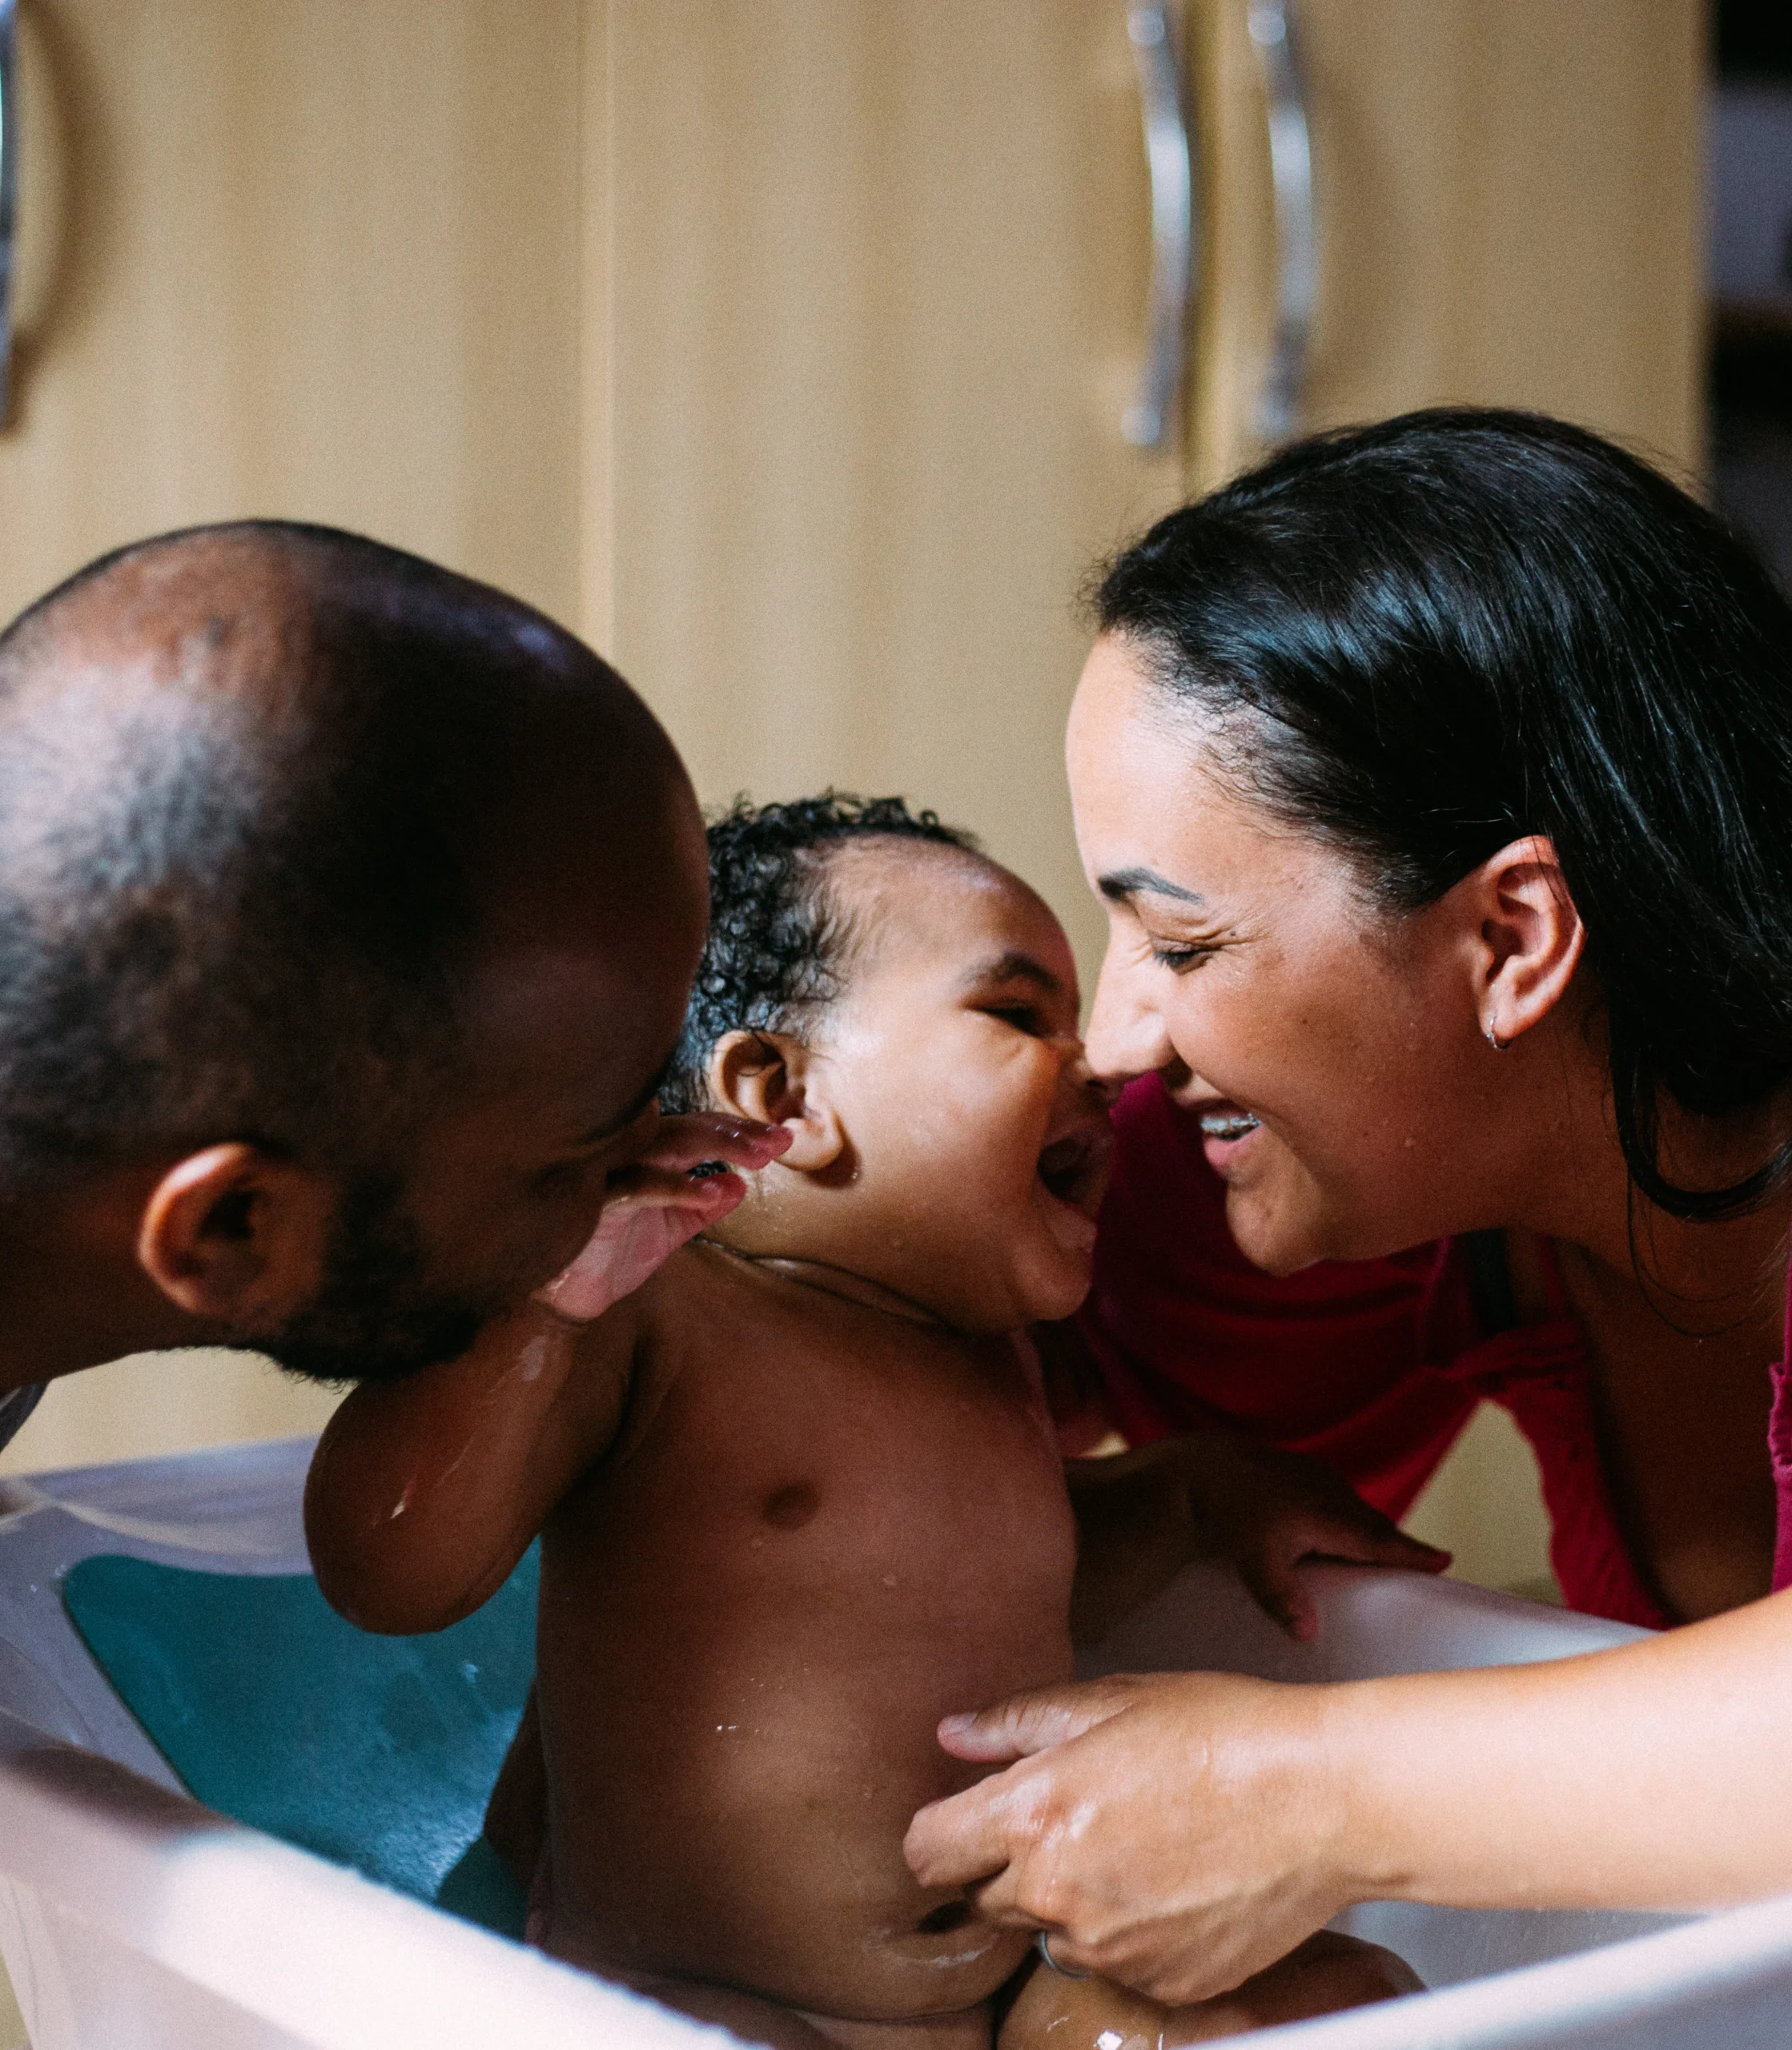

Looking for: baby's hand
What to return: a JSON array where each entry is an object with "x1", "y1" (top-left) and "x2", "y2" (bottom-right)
[
  {"x1": 535, "y1": 1113, "x2": 792, "y2": 1320},
  {"x1": 1177, "y1": 1432, "x2": 1449, "y2": 1641}
]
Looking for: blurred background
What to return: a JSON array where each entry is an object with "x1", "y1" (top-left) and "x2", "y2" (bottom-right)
[{"x1": 0, "y1": 0, "x2": 1766, "y2": 1600}]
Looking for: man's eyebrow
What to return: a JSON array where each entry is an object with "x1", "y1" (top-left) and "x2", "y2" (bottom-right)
[
  {"x1": 1097, "y1": 866, "x2": 1205, "y2": 906},
  {"x1": 960, "y1": 950, "x2": 1064, "y2": 996},
  {"x1": 579, "y1": 1046, "x2": 677, "y2": 1145}
]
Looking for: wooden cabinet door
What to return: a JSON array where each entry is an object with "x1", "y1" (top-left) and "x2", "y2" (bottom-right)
[
  {"x1": 1, "y1": 0, "x2": 585, "y2": 625},
  {"x1": 1191, "y1": 0, "x2": 1702, "y2": 488},
  {"x1": 592, "y1": 0, "x2": 1191, "y2": 981}
]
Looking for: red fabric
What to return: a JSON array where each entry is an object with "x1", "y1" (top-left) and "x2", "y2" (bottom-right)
[{"x1": 1076, "y1": 1076, "x2": 1701, "y2": 1630}]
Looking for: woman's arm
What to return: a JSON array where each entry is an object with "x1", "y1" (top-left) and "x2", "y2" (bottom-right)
[
  {"x1": 905, "y1": 1589, "x2": 1792, "y2": 2005},
  {"x1": 304, "y1": 1292, "x2": 640, "y2": 1635}
]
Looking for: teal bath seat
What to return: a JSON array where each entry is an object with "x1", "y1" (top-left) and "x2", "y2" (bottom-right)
[{"x1": 62, "y1": 1546, "x2": 534, "y2": 1936}]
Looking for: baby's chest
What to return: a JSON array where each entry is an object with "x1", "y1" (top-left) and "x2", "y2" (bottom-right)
[{"x1": 562, "y1": 1325, "x2": 1077, "y2": 1604}]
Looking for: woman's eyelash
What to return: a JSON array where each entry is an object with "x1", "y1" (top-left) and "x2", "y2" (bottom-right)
[{"x1": 1150, "y1": 943, "x2": 1218, "y2": 974}]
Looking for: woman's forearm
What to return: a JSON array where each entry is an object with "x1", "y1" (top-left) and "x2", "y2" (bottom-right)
[
  {"x1": 906, "y1": 1587, "x2": 1792, "y2": 2004},
  {"x1": 1320, "y1": 1589, "x2": 1792, "y2": 1911}
]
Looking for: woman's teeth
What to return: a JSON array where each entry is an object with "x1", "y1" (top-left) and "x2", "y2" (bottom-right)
[{"x1": 1199, "y1": 1108, "x2": 1261, "y2": 1143}]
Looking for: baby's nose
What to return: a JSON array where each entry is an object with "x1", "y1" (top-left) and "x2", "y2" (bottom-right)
[{"x1": 1058, "y1": 1037, "x2": 1124, "y2": 1109}]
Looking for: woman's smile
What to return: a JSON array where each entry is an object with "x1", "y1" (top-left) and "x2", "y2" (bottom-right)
[{"x1": 1192, "y1": 1100, "x2": 1263, "y2": 1167}]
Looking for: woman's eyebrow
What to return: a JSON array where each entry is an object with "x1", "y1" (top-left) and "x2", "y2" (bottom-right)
[{"x1": 1098, "y1": 866, "x2": 1205, "y2": 906}]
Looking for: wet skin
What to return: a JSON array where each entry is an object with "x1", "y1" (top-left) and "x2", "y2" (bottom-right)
[{"x1": 309, "y1": 846, "x2": 1416, "y2": 2050}]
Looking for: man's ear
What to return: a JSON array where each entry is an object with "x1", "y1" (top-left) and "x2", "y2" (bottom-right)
[
  {"x1": 1461, "y1": 835, "x2": 1587, "y2": 1050},
  {"x1": 705, "y1": 1031, "x2": 845, "y2": 1173},
  {"x1": 135, "y1": 1144, "x2": 336, "y2": 1329}
]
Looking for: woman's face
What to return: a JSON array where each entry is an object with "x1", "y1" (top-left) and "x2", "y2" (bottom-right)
[{"x1": 1067, "y1": 633, "x2": 1501, "y2": 1273}]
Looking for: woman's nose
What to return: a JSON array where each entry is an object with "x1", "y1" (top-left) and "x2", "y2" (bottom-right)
[{"x1": 1083, "y1": 946, "x2": 1175, "y2": 1083}]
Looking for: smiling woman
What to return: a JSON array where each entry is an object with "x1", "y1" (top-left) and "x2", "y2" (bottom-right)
[
  {"x1": 1064, "y1": 410, "x2": 1792, "y2": 1631},
  {"x1": 902, "y1": 408, "x2": 1792, "y2": 2001}
]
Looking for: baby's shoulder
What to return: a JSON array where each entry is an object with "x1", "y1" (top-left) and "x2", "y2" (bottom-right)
[
  {"x1": 625, "y1": 1236, "x2": 747, "y2": 1318},
  {"x1": 569, "y1": 1237, "x2": 748, "y2": 1384}
]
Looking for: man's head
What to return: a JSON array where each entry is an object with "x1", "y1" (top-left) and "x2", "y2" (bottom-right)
[
  {"x1": 668, "y1": 794, "x2": 1115, "y2": 1332},
  {"x1": 0, "y1": 522, "x2": 706, "y2": 1382}
]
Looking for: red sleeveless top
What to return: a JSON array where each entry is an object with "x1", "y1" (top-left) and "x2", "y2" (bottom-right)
[{"x1": 1078, "y1": 1077, "x2": 1792, "y2": 1632}]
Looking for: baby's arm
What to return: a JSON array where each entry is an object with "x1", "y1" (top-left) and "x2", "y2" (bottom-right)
[
  {"x1": 305, "y1": 1292, "x2": 642, "y2": 1634},
  {"x1": 1066, "y1": 1431, "x2": 1446, "y2": 1645}
]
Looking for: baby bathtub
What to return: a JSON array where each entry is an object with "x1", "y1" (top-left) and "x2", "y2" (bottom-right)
[{"x1": 0, "y1": 1437, "x2": 1784, "y2": 2050}]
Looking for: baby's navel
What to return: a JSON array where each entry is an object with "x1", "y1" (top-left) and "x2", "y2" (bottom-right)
[{"x1": 761, "y1": 1481, "x2": 821, "y2": 1531}]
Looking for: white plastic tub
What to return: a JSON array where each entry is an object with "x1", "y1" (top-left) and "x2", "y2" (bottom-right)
[{"x1": 0, "y1": 1437, "x2": 1785, "y2": 2049}]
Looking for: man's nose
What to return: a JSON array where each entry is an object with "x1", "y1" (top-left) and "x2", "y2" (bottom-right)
[{"x1": 1083, "y1": 947, "x2": 1175, "y2": 1085}]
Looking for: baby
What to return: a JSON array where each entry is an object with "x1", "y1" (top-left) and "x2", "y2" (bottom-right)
[{"x1": 307, "y1": 795, "x2": 1418, "y2": 2050}]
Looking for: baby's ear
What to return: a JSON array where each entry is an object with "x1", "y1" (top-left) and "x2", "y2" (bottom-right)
[{"x1": 705, "y1": 1031, "x2": 844, "y2": 1173}]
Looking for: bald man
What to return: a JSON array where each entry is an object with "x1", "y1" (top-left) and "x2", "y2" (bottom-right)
[{"x1": 0, "y1": 519, "x2": 779, "y2": 1452}]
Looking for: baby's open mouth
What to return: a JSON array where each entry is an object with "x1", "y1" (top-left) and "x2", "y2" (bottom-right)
[{"x1": 1035, "y1": 1120, "x2": 1115, "y2": 1219}]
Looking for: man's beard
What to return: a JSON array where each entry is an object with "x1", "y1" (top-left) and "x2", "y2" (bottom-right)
[{"x1": 255, "y1": 1171, "x2": 493, "y2": 1385}]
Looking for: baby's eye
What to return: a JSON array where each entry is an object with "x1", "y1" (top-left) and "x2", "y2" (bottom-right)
[{"x1": 984, "y1": 1003, "x2": 1045, "y2": 1035}]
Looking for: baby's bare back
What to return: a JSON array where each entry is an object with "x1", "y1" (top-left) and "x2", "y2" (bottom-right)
[{"x1": 536, "y1": 1245, "x2": 1076, "y2": 2022}]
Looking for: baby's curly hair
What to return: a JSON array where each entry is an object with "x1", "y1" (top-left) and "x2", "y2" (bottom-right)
[{"x1": 660, "y1": 792, "x2": 979, "y2": 1114}]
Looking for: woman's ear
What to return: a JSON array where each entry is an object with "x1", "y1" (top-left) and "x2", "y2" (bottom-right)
[
  {"x1": 135, "y1": 1144, "x2": 335, "y2": 1329},
  {"x1": 706, "y1": 1031, "x2": 845, "y2": 1173},
  {"x1": 1464, "y1": 835, "x2": 1587, "y2": 1050}
]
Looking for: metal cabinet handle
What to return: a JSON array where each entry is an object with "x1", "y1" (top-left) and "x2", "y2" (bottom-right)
[
  {"x1": 0, "y1": 0, "x2": 15, "y2": 429},
  {"x1": 1249, "y1": 0, "x2": 1313, "y2": 444},
  {"x1": 1123, "y1": 5, "x2": 1195, "y2": 450}
]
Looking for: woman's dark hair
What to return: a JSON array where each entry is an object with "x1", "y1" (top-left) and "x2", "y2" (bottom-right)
[
  {"x1": 1095, "y1": 407, "x2": 1792, "y2": 1221},
  {"x1": 661, "y1": 791, "x2": 977, "y2": 1114}
]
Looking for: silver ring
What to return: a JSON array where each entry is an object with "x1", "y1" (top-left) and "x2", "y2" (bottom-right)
[{"x1": 1035, "y1": 1928, "x2": 1089, "y2": 1980}]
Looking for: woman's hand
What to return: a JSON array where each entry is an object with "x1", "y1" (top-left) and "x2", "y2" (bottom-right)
[
  {"x1": 903, "y1": 1670, "x2": 1352, "y2": 2004},
  {"x1": 910, "y1": 1593, "x2": 1792, "y2": 2004},
  {"x1": 536, "y1": 1112, "x2": 791, "y2": 1320}
]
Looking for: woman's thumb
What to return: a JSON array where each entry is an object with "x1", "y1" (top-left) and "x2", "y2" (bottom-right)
[{"x1": 935, "y1": 1679, "x2": 1142, "y2": 1762}]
